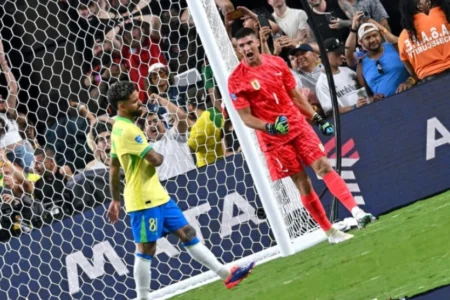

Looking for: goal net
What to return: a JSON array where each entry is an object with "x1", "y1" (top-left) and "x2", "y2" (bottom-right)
[{"x1": 0, "y1": 0, "x2": 322, "y2": 299}]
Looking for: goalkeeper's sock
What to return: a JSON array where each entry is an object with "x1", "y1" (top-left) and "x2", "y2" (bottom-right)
[
  {"x1": 134, "y1": 253, "x2": 152, "y2": 300},
  {"x1": 323, "y1": 170, "x2": 358, "y2": 212},
  {"x1": 184, "y1": 238, "x2": 230, "y2": 280},
  {"x1": 301, "y1": 191, "x2": 332, "y2": 231}
]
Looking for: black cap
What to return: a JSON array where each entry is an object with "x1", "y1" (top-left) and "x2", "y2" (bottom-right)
[
  {"x1": 324, "y1": 38, "x2": 344, "y2": 53},
  {"x1": 290, "y1": 44, "x2": 314, "y2": 56}
]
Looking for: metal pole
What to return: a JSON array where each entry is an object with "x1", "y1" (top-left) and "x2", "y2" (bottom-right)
[{"x1": 299, "y1": 0, "x2": 343, "y2": 222}]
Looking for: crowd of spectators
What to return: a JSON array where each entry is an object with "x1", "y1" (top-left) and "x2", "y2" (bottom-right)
[{"x1": 1, "y1": 0, "x2": 450, "y2": 242}]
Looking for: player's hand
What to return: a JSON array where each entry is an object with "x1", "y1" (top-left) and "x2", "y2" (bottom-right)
[
  {"x1": 107, "y1": 200, "x2": 121, "y2": 224},
  {"x1": 266, "y1": 116, "x2": 289, "y2": 135},
  {"x1": 313, "y1": 113, "x2": 334, "y2": 136}
]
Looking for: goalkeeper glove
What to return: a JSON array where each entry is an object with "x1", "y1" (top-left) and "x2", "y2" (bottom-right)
[
  {"x1": 266, "y1": 116, "x2": 289, "y2": 135},
  {"x1": 313, "y1": 113, "x2": 334, "y2": 136}
]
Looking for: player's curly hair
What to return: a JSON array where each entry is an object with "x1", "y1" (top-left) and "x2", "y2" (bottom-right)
[{"x1": 107, "y1": 81, "x2": 136, "y2": 110}]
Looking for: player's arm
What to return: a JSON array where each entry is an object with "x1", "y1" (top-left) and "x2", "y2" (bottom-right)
[
  {"x1": 288, "y1": 88, "x2": 317, "y2": 120},
  {"x1": 109, "y1": 157, "x2": 122, "y2": 203},
  {"x1": 236, "y1": 107, "x2": 267, "y2": 132},
  {"x1": 107, "y1": 156, "x2": 122, "y2": 224},
  {"x1": 288, "y1": 88, "x2": 335, "y2": 136},
  {"x1": 143, "y1": 148, "x2": 164, "y2": 167},
  {"x1": 236, "y1": 106, "x2": 288, "y2": 135}
]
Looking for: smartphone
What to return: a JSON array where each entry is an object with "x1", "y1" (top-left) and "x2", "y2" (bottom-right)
[
  {"x1": 174, "y1": 68, "x2": 202, "y2": 87},
  {"x1": 325, "y1": 14, "x2": 337, "y2": 23},
  {"x1": 272, "y1": 32, "x2": 282, "y2": 40},
  {"x1": 257, "y1": 14, "x2": 271, "y2": 29},
  {"x1": 359, "y1": 11, "x2": 370, "y2": 21},
  {"x1": 227, "y1": 9, "x2": 244, "y2": 21}
]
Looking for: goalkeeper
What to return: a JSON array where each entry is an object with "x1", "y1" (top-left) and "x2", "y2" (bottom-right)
[
  {"x1": 228, "y1": 28, "x2": 375, "y2": 244},
  {"x1": 106, "y1": 82, "x2": 254, "y2": 299}
]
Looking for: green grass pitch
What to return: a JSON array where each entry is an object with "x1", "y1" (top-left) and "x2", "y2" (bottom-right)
[{"x1": 174, "y1": 191, "x2": 450, "y2": 300}]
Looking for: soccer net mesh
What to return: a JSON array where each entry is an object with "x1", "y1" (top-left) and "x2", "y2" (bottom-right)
[{"x1": 0, "y1": 0, "x2": 319, "y2": 299}]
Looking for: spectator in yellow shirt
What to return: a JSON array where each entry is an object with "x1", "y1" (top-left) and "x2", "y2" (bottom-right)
[{"x1": 187, "y1": 88, "x2": 224, "y2": 168}]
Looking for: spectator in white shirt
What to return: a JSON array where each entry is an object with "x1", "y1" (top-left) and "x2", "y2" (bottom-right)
[
  {"x1": 144, "y1": 93, "x2": 195, "y2": 181},
  {"x1": 316, "y1": 38, "x2": 367, "y2": 115},
  {"x1": 268, "y1": 0, "x2": 309, "y2": 49}
]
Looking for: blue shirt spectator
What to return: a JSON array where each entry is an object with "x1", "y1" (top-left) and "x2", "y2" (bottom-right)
[
  {"x1": 360, "y1": 43, "x2": 409, "y2": 97},
  {"x1": 355, "y1": 23, "x2": 413, "y2": 98}
]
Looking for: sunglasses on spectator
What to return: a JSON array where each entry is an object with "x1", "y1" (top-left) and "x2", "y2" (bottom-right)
[{"x1": 376, "y1": 60, "x2": 384, "y2": 74}]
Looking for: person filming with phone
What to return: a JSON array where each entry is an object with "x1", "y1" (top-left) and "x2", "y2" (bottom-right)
[{"x1": 306, "y1": 0, "x2": 355, "y2": 52}]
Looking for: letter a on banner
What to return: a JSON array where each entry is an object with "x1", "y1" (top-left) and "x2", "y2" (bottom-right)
[
  {"x1": 426, "y1": 117, "x2": 450, "y2": 160},
  {"x1": 220, "y1": 193, "x2": 264, "y2": 237}
]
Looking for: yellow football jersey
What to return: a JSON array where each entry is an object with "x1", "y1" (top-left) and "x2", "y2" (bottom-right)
[
  {"x1": 187, "y1": 107, "x2": 224, "y2": 168},
  {"x1": 110, "y1": 117, "x2": 170, "y2": 212}
]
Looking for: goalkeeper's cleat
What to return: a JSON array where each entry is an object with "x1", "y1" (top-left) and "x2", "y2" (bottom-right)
[
  {"x1": 326, "y1": 227, "x2": 354, "y2": 244},
  {"x1": 224, "y1": 262, "x2": 255, "y2": 289},
  {"x1": 356, "y1": 212, "x2": 376, "y2": 229}
]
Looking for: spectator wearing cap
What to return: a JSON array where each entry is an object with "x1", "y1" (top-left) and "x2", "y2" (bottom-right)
[
  {"x1": 398, "y1": 0, "x2": 450, "y2": 82},
  {"x1": 289, "y1": 44, "x2": 325, "y2": 115},
  {"x1": 143, "y1": 92, "x2": 195, "y2": 181},
  {"x1": 356, "y1": 22, "x2": 412, "y2": 97},
  {"x1": 289, "y1": 44, "x2": 324, "y2": 91},
  {"x1": 346, "y1": 0, "x2": 391, "y2": 32},
  {"x1": 147, "y1": 63, "x2": 186, "y2": 112},
  {"x1": 187, "y1": 88, "x2": 224, "y2": 168},
  {"x1": 316, "y1": 38, "x2": 366, "y2": 115}
]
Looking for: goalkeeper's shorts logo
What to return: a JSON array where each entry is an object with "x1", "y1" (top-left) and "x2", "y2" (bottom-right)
[{"x1": 251, "y1": 79, "x2": 260, "y2": 90}]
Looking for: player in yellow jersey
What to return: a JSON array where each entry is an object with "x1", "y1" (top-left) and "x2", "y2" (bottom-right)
[{"x1": 106, "y1": 82, "x2": 254, "y2": 299}]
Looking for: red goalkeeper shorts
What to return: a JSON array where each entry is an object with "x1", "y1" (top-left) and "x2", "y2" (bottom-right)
[{"x1": 264, "y1": 125, "x2": 326, "y2": 181}]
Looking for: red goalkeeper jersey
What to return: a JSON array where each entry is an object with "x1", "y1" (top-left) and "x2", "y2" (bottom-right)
[{"x1": 228, "y1": 54, "x2": 306, "y2": 151}]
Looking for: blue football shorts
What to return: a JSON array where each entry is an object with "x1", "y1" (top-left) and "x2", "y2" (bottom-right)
[{"x1": 129, "y1": 199, "x2": 188, "y2": 243}]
